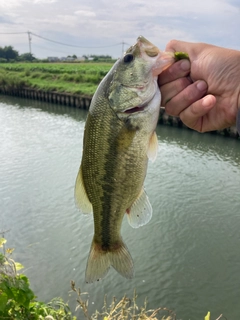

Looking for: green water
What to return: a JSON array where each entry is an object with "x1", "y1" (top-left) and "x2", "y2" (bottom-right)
[{"x1": 1, "y1": 95, "x2": 240, "y2": 319}]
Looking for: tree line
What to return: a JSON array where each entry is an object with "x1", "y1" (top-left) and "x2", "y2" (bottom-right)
[
  {"x1": 0, "y1": 46, "x2": 35, "y2": 62},
  {"x1": 0, "y1": 45, "x2": 115, "y2": 63}
]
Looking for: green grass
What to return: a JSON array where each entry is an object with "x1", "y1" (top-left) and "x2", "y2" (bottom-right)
[{"x1": 0, "y1": 62, "x2": 114, "y2": 96}]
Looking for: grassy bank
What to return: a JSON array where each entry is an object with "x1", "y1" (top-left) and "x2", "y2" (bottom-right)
[{"x1": 0, "y1": 62, "x2": 114, "y2": 96}]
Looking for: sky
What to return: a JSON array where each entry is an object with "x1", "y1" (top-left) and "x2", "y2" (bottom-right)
[{"x1": 0, "y1": 0, "x2": 240, "y2": 59}]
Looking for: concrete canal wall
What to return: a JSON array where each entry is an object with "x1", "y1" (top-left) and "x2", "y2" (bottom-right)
[
  {"x1": 0, "y1": 87, "x2": 239, "y2": 139},
  {"x1": 0, "y1": 87, "x2": 91, "y2": 109}
]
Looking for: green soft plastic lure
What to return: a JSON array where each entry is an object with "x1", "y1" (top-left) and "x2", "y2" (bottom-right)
[{"x1": 174, "y1": 52, "x2": 189, "y2": 61}]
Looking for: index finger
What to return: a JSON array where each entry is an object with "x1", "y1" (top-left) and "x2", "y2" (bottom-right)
[
  {"x1": 158, "y1": 59, "x2": 191, "y2": 86},
  {"x1": 166, "y1": 39, "x2": 191, "y2": 53}
]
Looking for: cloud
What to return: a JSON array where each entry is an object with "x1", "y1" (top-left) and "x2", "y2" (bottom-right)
[
  {"x1": 0, "y1": 0, "x2": 239, "y2": 58},
  {"x1": 0, "y1": 15, "x2": 15, "y2": 23},
  {"x1": 74, "y1": 10, "x2": 96, "y2": 17},
  {"x1": 0, "y1": 0, "x2": 23, "y2": 9},
  {"x1": 33, "y1": 0, "x2": 57, "y2": 3},
  {"x1": 0, "y1": 0, "x2": 57, "y2": 7}
]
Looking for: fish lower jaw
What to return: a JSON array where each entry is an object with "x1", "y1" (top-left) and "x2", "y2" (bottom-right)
[
  {"x1": 123, "y1": 104, "x2": 147, "y2": 114},
  {"x1": 122, "y1": 92, "x2": 156, "y2": 114}
]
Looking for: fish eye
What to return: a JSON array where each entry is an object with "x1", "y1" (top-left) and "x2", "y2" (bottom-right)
[{"x1": 123, "y1": 54, "x2": 134, "y2": 63}]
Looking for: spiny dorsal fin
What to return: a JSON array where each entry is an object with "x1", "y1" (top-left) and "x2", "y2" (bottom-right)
[
  {"x1": 74, "y1": 165, "x2": 93, "y2": 214},
  {"x1": 147, "y1": 131, "x2": 158, "y2": 162},
  {"x1": 126, "y1": 188, "x2": 152, "y2": 228}
]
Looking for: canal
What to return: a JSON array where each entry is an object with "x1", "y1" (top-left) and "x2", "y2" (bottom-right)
[{"x1": 1, "y1": 95, "x2": 240, "y2": 319}]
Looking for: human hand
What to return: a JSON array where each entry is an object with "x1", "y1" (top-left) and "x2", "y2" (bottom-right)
[{"x1": 159, "y1": 40, "x2": 240, "y2": 132}]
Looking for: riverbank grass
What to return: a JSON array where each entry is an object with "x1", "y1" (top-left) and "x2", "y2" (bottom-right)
[{"x1": 0, "y1": 62, "x2": 114, "y2": 95}]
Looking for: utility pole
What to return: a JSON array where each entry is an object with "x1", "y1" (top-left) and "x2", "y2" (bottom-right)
[
  {"x1": 121, "y1": 41, "x2": 130, "y2": 56},
  {"x1": 122, "y1": 41, "x2": 125, "y2": 56},
  {"x1": 27, "y1": 31, "x2": 32, "y2": 55}
]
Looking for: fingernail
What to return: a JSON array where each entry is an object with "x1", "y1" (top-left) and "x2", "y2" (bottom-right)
[
  {"x1": 180, "y1": 59, "x2": 190, "y2": 71},
  {"x1": 196, "y1": 80, "x2": 208, "y2": 91}
]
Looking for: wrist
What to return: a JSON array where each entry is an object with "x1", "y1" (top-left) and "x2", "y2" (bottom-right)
[
  {"x1": 226, "y1": 49, "x2": 240, "y2": 124},
  {"x1": 236, "y1": 110, "x2": 240, "y2": 134},
  {"x1": 235, "y1": 50, "x2": 240, "y2": 133}
]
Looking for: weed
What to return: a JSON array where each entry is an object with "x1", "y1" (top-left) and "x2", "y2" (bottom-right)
[
  {"x1": 0, "y1": 235, "x2": 76, "y2": 320},
  {"x1": 70, "y1": 281, "x2": 176, "y2": 320},
  {"x1": 0, "y1": 62, "x2": 113, "y2": 95}
]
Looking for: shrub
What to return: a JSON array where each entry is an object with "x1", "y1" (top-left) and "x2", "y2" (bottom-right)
[{"x1": 0, "y1": 238, "x2": 76, "y2": 320}]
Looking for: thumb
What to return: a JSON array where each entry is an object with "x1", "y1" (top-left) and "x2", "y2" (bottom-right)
[{"x1": 179, "y1": 94, "x2": 216, "y2": 132}]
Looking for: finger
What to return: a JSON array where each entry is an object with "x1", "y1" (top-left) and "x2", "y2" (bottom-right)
[
  {"x1": 158, "y1": 59, "x2": 190, "y2": 86},
  {"x1": 164, "y1": 80, "x2": 208, "y2": 116},
  {"x1": 166, "y1": 39, "x2": 193, "y2": 53},
  {"x1": 161, "y1": 77, "x2": 192, "y2": 106},
  {"x1": 179, "y1": 95, "x2": 216, "y2": 132}
]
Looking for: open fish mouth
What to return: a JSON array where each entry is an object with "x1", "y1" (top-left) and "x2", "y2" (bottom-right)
[
  {"x1": 123, "y1": 104, "x2": 147, "y2": 114},
  {"x1": 122, "y1": 91, "x2": 156, "y2": 114},
  {"x1": 122, "y1": 81, "x2": 157, "y2": 114}
]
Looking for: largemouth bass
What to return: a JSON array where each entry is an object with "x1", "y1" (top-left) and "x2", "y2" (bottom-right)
[{"x1": 75, "y1": 36, "x2": 175, "y2": 283}]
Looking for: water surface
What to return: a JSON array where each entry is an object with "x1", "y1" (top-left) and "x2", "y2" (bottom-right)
[{"x1": 1, "y1": 95, "x2": 240, "y2": 319}]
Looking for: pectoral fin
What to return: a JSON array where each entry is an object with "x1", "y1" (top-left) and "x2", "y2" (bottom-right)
[
  {"x1": 74, "y1": 165, "x2": 93, "y2": 214},
  {"x1": 126, "y1": 188, "x2": 152, "y2": 228},
  {"x1": 147, "y1": 131, "x2": 158, "y2": 162}
]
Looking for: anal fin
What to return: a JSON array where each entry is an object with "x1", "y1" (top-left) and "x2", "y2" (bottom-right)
[{"x1": 126, "y1": 188, "x2": 152, "y2": 228}]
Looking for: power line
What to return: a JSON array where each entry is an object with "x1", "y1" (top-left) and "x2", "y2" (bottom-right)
[
  {"x1": 0, "y1": 32, "x2": 27, "y2": 34},
  {"x1": 33, "y1": 42, "x2": 75, "y2": 55},
  {"x1": 30, "y1": 32, "x2": 123, "y2": 48},
  {"x1": 0, "y1": 31, "x2": 124, "y2": 49},
  {"x1": 0, "y1": 31, "x2": 131, "y2": 56}
]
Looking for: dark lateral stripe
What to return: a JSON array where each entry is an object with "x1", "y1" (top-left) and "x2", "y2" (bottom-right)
[{"x1": 100, "y1": 116, "x2": 119, "y2": 249}]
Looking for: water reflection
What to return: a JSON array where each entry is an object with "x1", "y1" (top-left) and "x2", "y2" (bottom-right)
[
  {"x1": 0, "y1": 95, "x2": 88, "y2": 122},
  {"x1": 156, "y1": 125, "x2": 240, "y2": 166}
]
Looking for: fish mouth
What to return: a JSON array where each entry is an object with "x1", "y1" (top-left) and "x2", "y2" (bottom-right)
[
  {"x1": 124, "y1": 104, "x2": 147, "y2": 114},
  {"x1": 137, "y1": 36, "x2": 160, "y2": 57},
  {"x1": 123, "y1": 95, "x2": 153, "y2": 114},
  {"x1": 122, "y1": 81, "x2": 157, "y2": 114}
]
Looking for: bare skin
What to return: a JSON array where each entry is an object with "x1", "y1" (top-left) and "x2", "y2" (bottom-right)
[{"x1": 158, "y1": 40, "x2": 240, "y2": 132}]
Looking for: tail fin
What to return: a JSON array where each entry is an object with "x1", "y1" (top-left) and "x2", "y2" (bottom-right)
[{"x1": 85, "y1": 239, "x2": 134, "y2": 283}]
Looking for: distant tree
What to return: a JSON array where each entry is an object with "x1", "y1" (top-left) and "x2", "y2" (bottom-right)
[
  {"x1": 90, "y1": 54, "x2": 112, "y2": 60},
  {"x1": 4, "y1": 46, "x2": 19, "y2": 61},
  {"x1": 19, "y1": 53, "x2": 36, "y2": 61},
  {"x1": 72, "y1": 54, "x2": 77, "y2": 59},
  {"x1": 0, "y1": 47, "x2": 5, "y2": 59}
]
